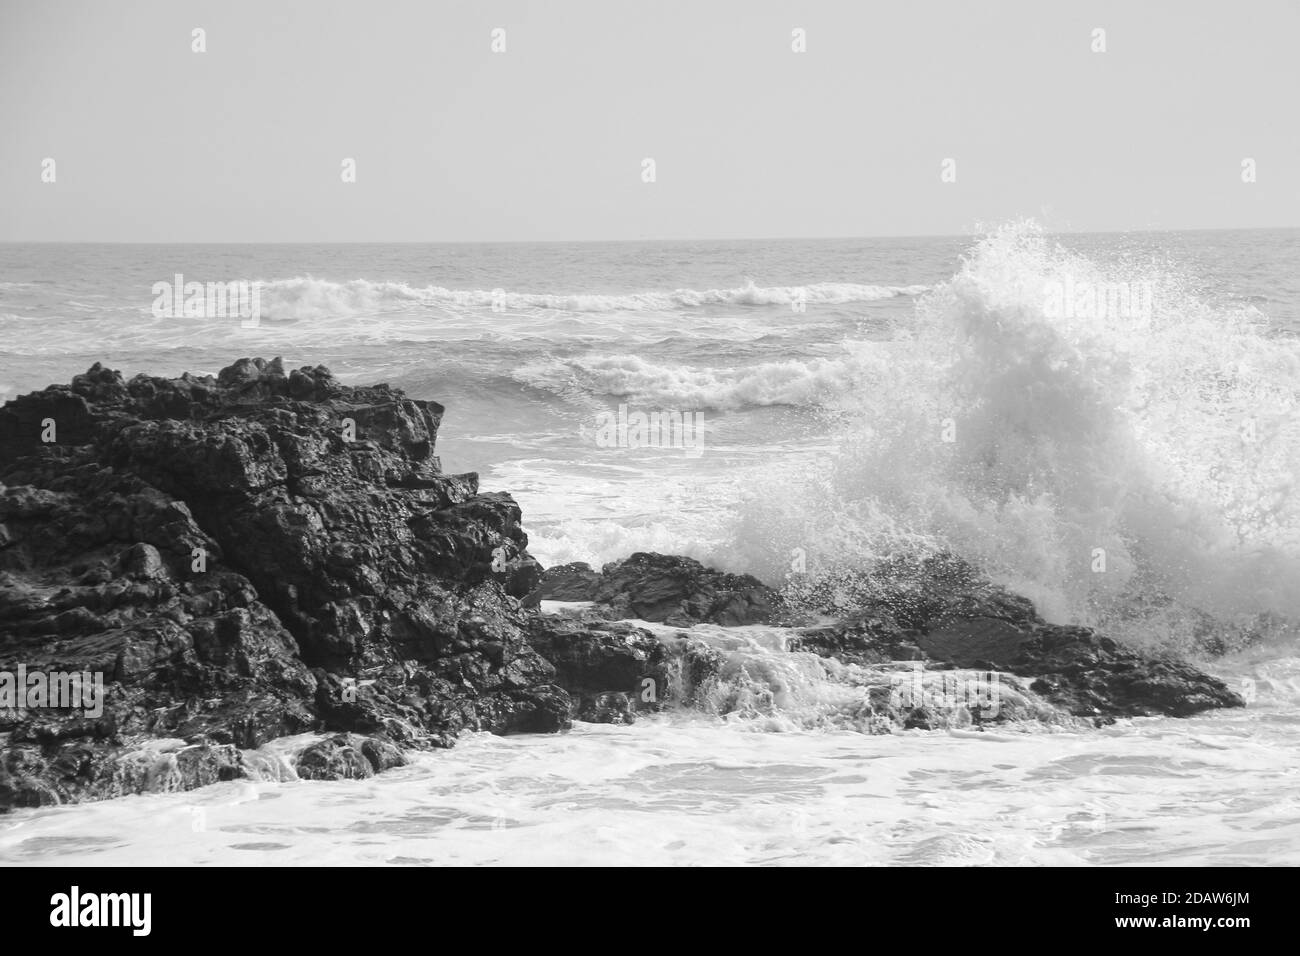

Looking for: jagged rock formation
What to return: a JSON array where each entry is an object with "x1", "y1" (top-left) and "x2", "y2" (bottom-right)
[
  {"x1": 0, "y1": 358, "x2": 565, "y2": 806},
  {"x1": 785, "y1": 554, "x2": 1246, "y2": 722},
  {"x1": 532, "y1": 552, "x2": 776, "y2": 625},
  {"x1": 530, "y1": 553, "x2": 1244, "y2": 725}
]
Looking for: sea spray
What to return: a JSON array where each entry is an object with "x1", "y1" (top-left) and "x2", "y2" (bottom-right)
[{"x1": 727, "y1": 221, "x2": 1300, "y2": 656}]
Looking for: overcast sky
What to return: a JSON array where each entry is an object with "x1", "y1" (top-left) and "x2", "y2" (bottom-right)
[{"x1": 1, "y1": 0, "x2": 1297, "y2": 241}]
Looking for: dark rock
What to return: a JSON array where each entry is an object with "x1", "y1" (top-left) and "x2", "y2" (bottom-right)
[
  {"x1": 917, "y1": 617, "x2": 1035, "y2": 667},
  {"x1": 529, "y1": 552, "x2": 779, "y2": 626},
  {"x1": 790, "y1": 610, "x2": 920, "y2": 666},
  {"x1": 576, "y1": 692, "x2": 637, "y2": 724},
  {"x1": 526, "y1": 615, "x2": 669, "y2": 712},
  {"x1": 0, "y1": 741, "x2": 246, "y2": 807},
  {"x1": 0, "y1": 359, "x2": 569, "y2": 807},
  {"x1": 533, "y1": 562, "x2": 603, "y2": 601},
  {"x1": 295, "y1": 733, "x2": 407, "y2": 781},
  {"x1": 527, "y1": 610, "x2": 727, "y2": 717},
  {"x1": 788, "y1": 553, "x2": 1244, "y2": 720}
]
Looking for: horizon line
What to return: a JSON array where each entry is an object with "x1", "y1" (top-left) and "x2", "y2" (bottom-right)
[{"x1": 3, "y1": 225, "x2": 1299, "y2": 246}]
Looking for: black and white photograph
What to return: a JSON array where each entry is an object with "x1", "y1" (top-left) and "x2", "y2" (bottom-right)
[{"x1": 0, "y1": 0, "x2": 1295, "y2": 899}]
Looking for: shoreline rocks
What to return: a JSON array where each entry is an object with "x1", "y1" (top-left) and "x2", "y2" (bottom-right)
[
  {"x1": 0, "y1": 360, "x2": 1245, "y2": 808},
  {"x1": 0, "y1": 359, "x2": 565, "y2": 806},
  {"x1": 786, "y1": 554, "x2": 1245, "y2": 722}
]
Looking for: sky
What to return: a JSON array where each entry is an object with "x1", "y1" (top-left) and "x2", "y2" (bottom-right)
[{"x1": 1, "y1": 0, "x2": 1297, "y2": 241}]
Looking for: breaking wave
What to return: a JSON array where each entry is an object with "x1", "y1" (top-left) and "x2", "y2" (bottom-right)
[
  {"x1": 255, "y1": 277, "x2": 926, "y2": 318},
  {"x1": 727, "y1": 221, "x2": 1300, "y2": 654},
  {"x1": 512, "y1": 353, "x2": 867, "y2": 411}
]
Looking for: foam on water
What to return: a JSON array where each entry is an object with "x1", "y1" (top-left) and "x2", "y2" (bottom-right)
[
  {"x1": 3, "y1": 649, "x2": 1296, "y2": 866},
  {"x1": 610, "y1": 618, "x2": 1071, "y2": 735}
]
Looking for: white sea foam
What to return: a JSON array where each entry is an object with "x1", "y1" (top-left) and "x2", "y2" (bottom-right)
[{"x1": 1, "y1": 650, "x2": 1293, "y2": 866}]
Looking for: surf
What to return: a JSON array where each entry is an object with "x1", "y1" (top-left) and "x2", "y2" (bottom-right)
[{"x1": 724, "y1": 221, "x2": 1300, "y2": 657}]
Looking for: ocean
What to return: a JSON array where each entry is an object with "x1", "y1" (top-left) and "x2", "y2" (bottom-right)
[{"x1": 2, "y1": 223, "x2": 1299, "y2": 865}]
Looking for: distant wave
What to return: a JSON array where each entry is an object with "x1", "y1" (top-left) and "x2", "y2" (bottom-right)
[
  {"x1": 257, "y1": 277, "x2": 928, "y2": 318},
  {"x1": 513, "y1": 352, "x2": 872, "y2": 411}
]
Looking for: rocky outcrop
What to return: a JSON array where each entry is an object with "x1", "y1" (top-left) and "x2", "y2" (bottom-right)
[
  {"x1": 522, "y1": 611, "x2": 726, "y2": 723},
  {"x1": 530, "y1": 562, "x2": 602, "y2": 603},
  {"x1": 787, "y1": 554, "x2": 1245, "y2": 722},
  {"x1": 529, "y1": 553, "x2": 1243, "y2": 729},
  {"x1": 530, "y1": 552, "x2": 778, "y2": 626},
  {"x1": 0, "y1": 358, "x2": 566, "y2": 807}
]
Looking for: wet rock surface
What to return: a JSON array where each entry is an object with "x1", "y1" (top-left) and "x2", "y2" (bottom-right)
[
  {"x1": 294, "y1": 732, "x2": 407, "y2": 781},
  {"x1": 0, "y1": 359, "x2": 565, "y2": 806},
  {"x1": 532, "y1": 552, "x2": 778, "y2": 626},
  {"x1": 786, "y1": 554, "x2": 1244, "y2": 722}
]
